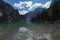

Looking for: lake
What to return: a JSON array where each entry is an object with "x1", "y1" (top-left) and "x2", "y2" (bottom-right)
[{"x1": 0, "y1": 21, "x2": 60, "y2": 40}]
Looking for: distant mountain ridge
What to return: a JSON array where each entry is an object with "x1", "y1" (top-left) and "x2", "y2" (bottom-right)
[{"x1": 24, "y1": 7, "x2": 45, "y2": 19}]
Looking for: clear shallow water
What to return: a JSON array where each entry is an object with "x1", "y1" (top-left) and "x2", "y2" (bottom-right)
[{"x1": 0, "y1": 21, "x2": 60, "y2": 40}]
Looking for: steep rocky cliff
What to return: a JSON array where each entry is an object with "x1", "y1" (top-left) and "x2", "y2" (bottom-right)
[{"x1": 0, "y1": 0, "x2": 20, "y2": 22}]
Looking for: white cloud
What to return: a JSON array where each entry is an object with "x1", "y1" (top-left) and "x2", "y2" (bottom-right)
[
  {"x1": 14, "y1": 1, "x2": 33, "y2": 9},
  {"x1": 29, "y1": 3, "x2": 43, "y2": 11},
  {"x1": 43, "y1": 1, "x2": 51, "y2": 9},
  {"x1": 14, "y1": 3, "x2": 24, "y2": 9},
  {"x1": 18, "y1": 10, "x2": 28, "y2": 15},
  {"x1": 29, "y1": 1, "x2": 51, "y2": 11},
  {"x1": 14, "y1": 1, "x2": 51, "y2": 15}
]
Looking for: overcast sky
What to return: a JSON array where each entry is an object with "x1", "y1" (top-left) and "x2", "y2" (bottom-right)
[{"x1": 3, "y1": 0, "x2": 51, "y2": 15}]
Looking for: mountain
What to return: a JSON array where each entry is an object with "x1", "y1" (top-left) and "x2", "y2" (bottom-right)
[
  {"x1": 31, "y1": 0, "x2": 60, "y2": 22},
  {"x1": 24, "y1": 7, "x2": 45, "y2": 19},
  {"x1": 0, "y1": 0, "x2": 21, "y2": 22},
  {"x1": 31, "y1": 9, "x2": 50, "y2": 22},
  {"x1": 50, "y1": 0, "x2": 60, "y2": 21}
]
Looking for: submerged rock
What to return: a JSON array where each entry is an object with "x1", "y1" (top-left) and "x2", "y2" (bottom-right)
[
  {"x1": 8, "y1": 27, "x2": 52, "y2": 40},
  {"x1": 8, "y1": 27, "x2": 33, "y2": 40},
  {"x1": 18, "y1": 27, "x2": 31, "y2": 33}
]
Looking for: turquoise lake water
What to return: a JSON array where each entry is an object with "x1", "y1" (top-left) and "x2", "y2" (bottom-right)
[{"x1": 0, "y1": 21, "x2": 60, "y2": 40}]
